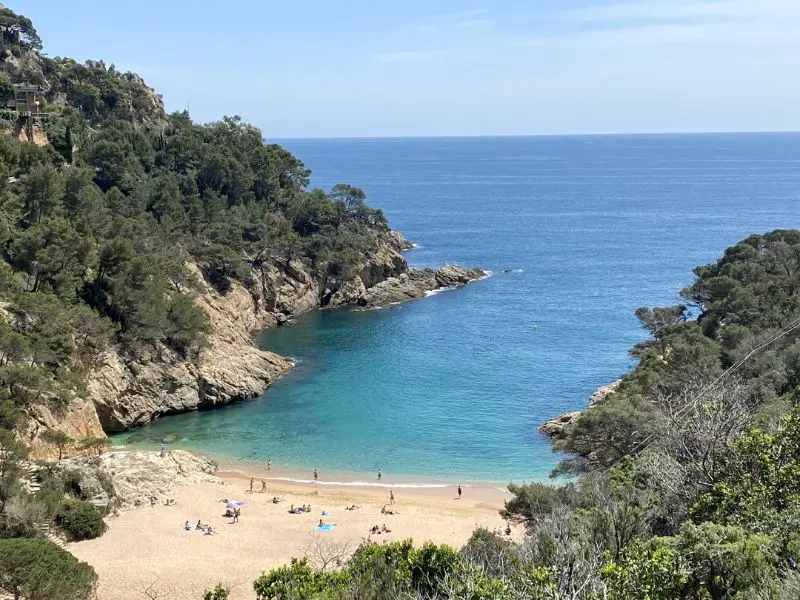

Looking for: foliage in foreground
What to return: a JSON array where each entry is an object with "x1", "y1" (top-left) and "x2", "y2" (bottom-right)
[{"x1": 0, "y1": 537, "x2": 97, "y2": 600}]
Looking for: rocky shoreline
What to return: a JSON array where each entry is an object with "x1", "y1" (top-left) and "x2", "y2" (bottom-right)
[
  {"x1": 24, "y1": 232, "x2": 486, "y2": 457},
  {"x1": 539, "y1": 380, "x2": 621, "y2": 437},
  {"x1": 357, "y1": 264, "x2": 487, "y2": 307}
]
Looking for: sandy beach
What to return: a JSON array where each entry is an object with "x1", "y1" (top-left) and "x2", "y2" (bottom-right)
[{"x1": 69, "y1": 469, "x2": 515, "y2": 600}]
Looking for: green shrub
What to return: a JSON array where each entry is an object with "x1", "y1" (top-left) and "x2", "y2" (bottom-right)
[
  {"x1": 55, "y1": 499, "x2": 105, "y2": 541},
  {"x1": 34, "y1": 487, "x2": 65, "y2": 518}
]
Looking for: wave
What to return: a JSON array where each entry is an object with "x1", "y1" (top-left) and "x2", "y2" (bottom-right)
[
  {"x1": 411, "y1": 243, "x2": 423, "y2": 249},
  {"x1": 265, "y1": 477, "x2": 449, "y2": 489},
  {"x1": 424, "y1": 286, "x2": 458, "y2": 297}
]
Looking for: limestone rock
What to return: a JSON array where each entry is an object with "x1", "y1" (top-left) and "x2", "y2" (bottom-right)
[
  {"x1": 539, "y1": 412, "x2": 582, "y2": 436},
  {"x1": 54, "y1": 450, "x2": 219, "y2": 509},
  {"x1": 87, "y1": 269, "x2": 294, "y2": 432},
  {"x1": 24, "y1": 399, "x2": 105, "y2": 461},
  {"x1": 357, "y1": 264, "x2": 486, "y2": 308},
  {"x1": 588, "y1": 380, "x2": 621, "y2": 408}
]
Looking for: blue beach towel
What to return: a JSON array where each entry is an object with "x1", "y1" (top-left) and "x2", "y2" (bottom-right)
[{"x1": 315, "y1": 524, "x2": 336, "y2": 532}]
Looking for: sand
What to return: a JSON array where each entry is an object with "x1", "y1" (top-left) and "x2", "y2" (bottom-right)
[{"x1": 68, "y1": 470, "x2": 515, "y2": 600}]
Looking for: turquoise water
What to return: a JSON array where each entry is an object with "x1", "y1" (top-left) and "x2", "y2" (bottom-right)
[{"x1": 115, "y1": 134, "x2": 800, "y2": 484}]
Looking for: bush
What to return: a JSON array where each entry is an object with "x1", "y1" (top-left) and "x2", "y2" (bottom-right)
[
  {"x1": 34, "y1": 487, "x2": 66, "y2": 518},
  {"x1": 0, "y1": 494, "x2": 48, "y2": 538},
  {"x1": 0, "y1": 537, "x2": 97, "y2": 600},
  {"x1": 55, "y1": 499, "x2": 105, "y2": 541},
  {"x1": 461, "y1": 527, "x2": 518, "y2": 577}
]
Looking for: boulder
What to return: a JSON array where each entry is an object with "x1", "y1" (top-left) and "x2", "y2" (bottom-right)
[{"x1": 539, "y1": 412, "x2": 582, "y2": 436}]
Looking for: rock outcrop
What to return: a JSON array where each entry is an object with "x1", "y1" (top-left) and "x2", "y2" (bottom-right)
[
  {"x1": 53, "y1": 450, "x2": 220, "y2": 509},
  {"x1": 88, "y1": 268, "x2": 294, "y2": 432},
  {"x1": 539, "y1": 380, "x2": 622, "y2": 437},
  {"x1": 357, "y1": 264, "x2": 487, "y2": 307}
]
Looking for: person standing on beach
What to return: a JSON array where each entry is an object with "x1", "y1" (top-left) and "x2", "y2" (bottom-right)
[
  {"x1": 313, "y1": 469, "x2": 318, "y2": 482},
  {"x1": 377, "y1": 468, "x2": 382, "y2": 481},
  {"x1": 389, "y1": 490, "x2": 395, "y2": 505},
  {"x1": 457, "y1": 485, "x2": 462, "y2": 499},
  {"x1": 267, "y1": 459, "x2": 272, "y2": 470},
  {"x1": 249, "y1": 477, "x2": 254, "y2": 493},
  {"x1": 261, "y1": 480, "x2": 266, "y2": 493}
]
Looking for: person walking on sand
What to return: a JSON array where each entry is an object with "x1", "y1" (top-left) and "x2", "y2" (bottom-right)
[
  {"x1": 232, "y1": 507, "x2": 240, "y2": 523},
  {"x1": 313, "y1": 469, "x2": 318, "y2": 482},
  {"x1": 457, "y1": 485, "x2": 462, "y2": 499},
  {"x1": 389, "y1": 490, "x2": 395, "y2": 505},
  {"x1": 261, "y1": 480, "x2": 266, "y2": 493},
  {"x1": 249, "y1": 477, "x2": 254, "y2": 493}
]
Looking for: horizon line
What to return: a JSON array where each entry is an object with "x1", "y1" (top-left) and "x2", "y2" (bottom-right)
[{"x1": 270, "y1": 129, "x2": 800, "y2": 142}]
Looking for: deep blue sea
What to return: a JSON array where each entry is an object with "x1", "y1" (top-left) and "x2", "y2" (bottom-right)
[{"x1": 115, "y1": 134, "x2": 800, "y2": 485}]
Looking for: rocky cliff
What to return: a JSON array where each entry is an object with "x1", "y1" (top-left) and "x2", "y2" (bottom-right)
[{"x1": 28, "y1": 233, "x2": 484, "y2": 452}]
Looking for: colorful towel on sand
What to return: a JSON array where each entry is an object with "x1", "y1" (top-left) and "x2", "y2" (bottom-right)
[{"x1": 315, "y1": 524, "x2": 336, "y2": 532}]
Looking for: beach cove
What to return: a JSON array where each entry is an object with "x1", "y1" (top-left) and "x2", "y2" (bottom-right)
[{"x1": 68, "y1": 455, "x2": 514, "y2": 600}]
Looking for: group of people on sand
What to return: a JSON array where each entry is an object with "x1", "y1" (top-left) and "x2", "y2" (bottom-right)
[
  {"x1": 289, "y1": 504, "x2": 312, "y2": 514},
  {"x1": 184, "y1": 520, "x2": 215, "y2": 535},
  {"x1": 370, "y1": 523, "x2": 392, "y2": 535}
]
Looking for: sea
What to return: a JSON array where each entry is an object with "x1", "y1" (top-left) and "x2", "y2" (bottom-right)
[{"x1": 113, "y1": 133, "x2": 800, "y2": 485}]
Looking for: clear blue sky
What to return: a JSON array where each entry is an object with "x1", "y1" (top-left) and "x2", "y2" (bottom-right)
[{"x1": 21, "y1": 0, "x2": 800, "y2": 138}]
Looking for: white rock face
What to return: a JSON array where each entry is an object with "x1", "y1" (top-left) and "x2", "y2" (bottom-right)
[{"x1": 55, "y1": 450, "x2": 220, "y2": 509}]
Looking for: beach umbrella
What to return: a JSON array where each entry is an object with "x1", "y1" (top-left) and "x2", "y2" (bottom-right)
[{"x1": 226, "y1": 501, "x2": 244, "y2": 509}]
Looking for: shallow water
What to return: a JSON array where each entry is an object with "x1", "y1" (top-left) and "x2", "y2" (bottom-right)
[{"x1": 114, "y1": 133, "x2": 800, "y2": 484}]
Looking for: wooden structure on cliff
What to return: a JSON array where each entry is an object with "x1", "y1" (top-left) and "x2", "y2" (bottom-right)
[{"x1": 6, "y1": 82, "x2": 48, "y2": 143}]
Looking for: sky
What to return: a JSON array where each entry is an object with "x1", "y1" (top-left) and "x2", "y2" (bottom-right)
[{"x1": 20, "y1": 0, "x2": 800, "y2": 138}]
